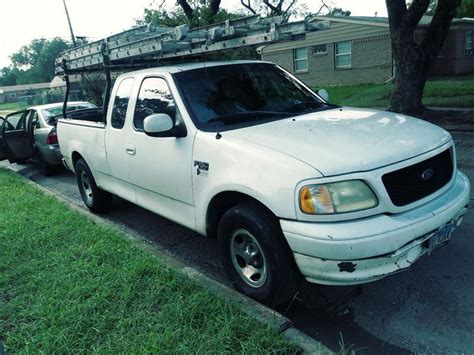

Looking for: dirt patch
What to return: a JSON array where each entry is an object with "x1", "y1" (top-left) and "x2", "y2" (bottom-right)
[{"x1": 414, "y1": 109, "x2": 474, "y2": 126}]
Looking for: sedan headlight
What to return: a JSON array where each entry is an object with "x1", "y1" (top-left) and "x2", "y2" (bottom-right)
[{"x1": 299, "y1": 180, "x2": 378, "y2": 214}]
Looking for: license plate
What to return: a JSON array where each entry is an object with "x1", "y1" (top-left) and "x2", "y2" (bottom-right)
[{"x1": 428, "y1": 223, "x2": 455, "y2": 255}]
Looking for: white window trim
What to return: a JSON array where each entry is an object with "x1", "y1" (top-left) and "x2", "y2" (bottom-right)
[
  {"x1": 335, "y1": 41, "x2": 352, "y2": 69},
  {"x1": 465, "y1": 30, "x2": 473, "y2": 56},
  {"x1": 313, "y1": 44, "x2": 327, "y2": 56},
  {"x1": 294, "y1": 47, "x2": 308, "y2": 73}
]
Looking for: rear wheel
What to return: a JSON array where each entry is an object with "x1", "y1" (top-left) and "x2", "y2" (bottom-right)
[
  {"x1": 75, "y1": 158, "x2": 112, "y2": 213},
  {"x1": 218, "y1": 202, "x2": 300, "y2": 306}
]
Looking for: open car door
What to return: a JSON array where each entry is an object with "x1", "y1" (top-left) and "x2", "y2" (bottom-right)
[
  {"x1": 0, "y1": 110, "x2": 34, "y2": 163},
  {"x1": 0, "y1": 116, "x2": 6, "y2": 161}
]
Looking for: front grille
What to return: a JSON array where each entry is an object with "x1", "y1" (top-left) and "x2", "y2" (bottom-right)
[{"x1": 382, "y1": 148, "x2": 454, "y2": 207}]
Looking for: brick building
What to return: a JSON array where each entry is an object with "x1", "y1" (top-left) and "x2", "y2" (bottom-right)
[{"x1": 260, "y1": 15, "x2": 474, "y2": 86}]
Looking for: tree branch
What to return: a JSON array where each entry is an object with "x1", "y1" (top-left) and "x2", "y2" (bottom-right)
[
  {"x1": 177, "y1": 0, "x2": 194, "y2": 21},
  {"x1": 240, "y1": 0, "x2": 257, "y2": 14},
  {"x1": 314, "y1": 0, "x2": 331, "y2": 15},
  {"x1": 263, "y1": 0, "x2": 281, "y2": 15},
  {"x1": 403, "y1": 0, "x2": 431, "y2": 32},
  {"x1": 421, "y1": 0, "x2": 461, "y2": 59},
  {"x1": 284, "y1": 0, "x2": 298, "y2": 14},
  {"x1": 209, "y1": 0, "x2": 221, "y2": 16},
  {"x1": 385, "y1": 0, "x2": 407, "y2": 30}
]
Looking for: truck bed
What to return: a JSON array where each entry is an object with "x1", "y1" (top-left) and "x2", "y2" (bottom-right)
[{"x1": 57, "y1": 118, "x2": 107, "y2": 175}]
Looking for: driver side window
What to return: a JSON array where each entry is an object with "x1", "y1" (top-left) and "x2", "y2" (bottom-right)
[{"x1": 133, "y1": 77, "x2": 177, "y2": 131}]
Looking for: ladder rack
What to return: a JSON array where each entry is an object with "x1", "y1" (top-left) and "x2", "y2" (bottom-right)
[{"x1": 55, "y1": 15, "x2": 329, "y2": 74}]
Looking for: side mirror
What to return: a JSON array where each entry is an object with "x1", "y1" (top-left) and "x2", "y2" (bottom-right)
[
  {"x1": 317, "y1": 89, "x2": 329, "y2": 102},
  {"x1": 143, "y1": 113, "x2": 173, "y2": 134},
  {"x1": 143, "y1": 113, "x2": 187, "y2": 138}
]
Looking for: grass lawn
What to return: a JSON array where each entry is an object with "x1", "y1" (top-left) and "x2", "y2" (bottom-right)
[
  {"x1": 0, "y1": 169, "x2": 295, "y2": 353},
  {"x1": 321, "y1": 74, "x2": 474, "y2": 109},
  {"x1": 0, "y1": 102, "x2": 26, "y2": 112}
]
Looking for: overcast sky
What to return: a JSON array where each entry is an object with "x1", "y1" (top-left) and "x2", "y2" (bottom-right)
[{"x1": 0, "y1": 0, "x2": 388, "y2": 68}]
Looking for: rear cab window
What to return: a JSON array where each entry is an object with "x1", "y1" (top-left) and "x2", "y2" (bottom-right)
[{"x1": 111, "y1": 78, "x2": 135, "y2": 129}]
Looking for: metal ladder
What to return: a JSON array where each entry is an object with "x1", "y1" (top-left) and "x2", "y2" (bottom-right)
[{"x1": 55, "y1": 15, "x2": 329, "y2": 75}]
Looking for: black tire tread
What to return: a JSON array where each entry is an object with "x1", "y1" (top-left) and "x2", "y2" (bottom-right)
[
  {"x1": 75, "y1": 158, "x2": 112, "y2": 213},
  {"x1": 218, "y1": 201, "x2": 300, "y2": 306}
]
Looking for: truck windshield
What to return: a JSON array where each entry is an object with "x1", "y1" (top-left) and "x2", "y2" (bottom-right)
[{"x1": 173, "y1": 63, "x2": 331, "y2": 131}]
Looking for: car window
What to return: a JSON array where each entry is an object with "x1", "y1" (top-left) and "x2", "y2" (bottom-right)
[
  {"x1": 133, "y1": 77, "x2": 177, "y2": 131},
  {"x1": 30, "y1": 111, "x2": 40, "y2": 128},
  {"x1": 111, "y1": 78, "x2": 134, "y2": 129},
  {"x1": 5, "y1": 111, "x2": 28, "y2": 132}
]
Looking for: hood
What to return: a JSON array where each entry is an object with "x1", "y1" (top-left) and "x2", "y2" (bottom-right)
[{"x1": 224, "y1": 108, "x2": 452, "y2": 176}]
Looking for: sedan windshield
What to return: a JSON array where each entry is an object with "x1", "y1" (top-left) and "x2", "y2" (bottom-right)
[{"x1": 173, "y1": 63, "x2": 331, "y2": 131}]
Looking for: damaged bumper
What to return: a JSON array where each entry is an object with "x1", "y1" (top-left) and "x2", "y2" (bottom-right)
[{"x1": 281, "y1": 171, "x2": 470, "y2": 286}]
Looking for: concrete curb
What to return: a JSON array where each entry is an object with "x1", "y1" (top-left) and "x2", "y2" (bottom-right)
[{"x1": 7, "y1": 168, "x2": 333, "y2": 354}]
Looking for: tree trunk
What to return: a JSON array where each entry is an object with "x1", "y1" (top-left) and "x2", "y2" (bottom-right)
[
  {"x1": 386, "y1": 0, "x2": 460, "y2": 114},
  {"x1": 388, "y1": 33, "x2": 428, "y2": 113}
]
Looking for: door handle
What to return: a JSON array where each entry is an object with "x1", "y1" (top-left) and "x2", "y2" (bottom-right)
[{"x1": 125, "y1": 144, "x2": 136, "y2": 155}]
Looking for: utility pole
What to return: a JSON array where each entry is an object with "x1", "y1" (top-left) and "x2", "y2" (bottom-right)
[{"x1": 63, "y1": 0, "x2": 77, "y2": 46}]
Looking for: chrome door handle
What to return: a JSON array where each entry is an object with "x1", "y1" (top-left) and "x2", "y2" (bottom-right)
[{"x1": 125, "y1": 144, "x2": 136, "y2": 155}]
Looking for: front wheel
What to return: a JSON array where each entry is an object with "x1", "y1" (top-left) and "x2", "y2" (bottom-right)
[
  {"x1": 75, "y1": 158, "x2": 112, "y2": 213},
  {"x1": 218, "y1": 202, "x2": 300, "y2": 306}
]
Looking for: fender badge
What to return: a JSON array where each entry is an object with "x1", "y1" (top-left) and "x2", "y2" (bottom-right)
[
  {"x1": 194, "y1": 161, "x2": 209, "y2": 176},
  {"x1": 421, "y1": 168, "x2": 434, "y2": 181}
]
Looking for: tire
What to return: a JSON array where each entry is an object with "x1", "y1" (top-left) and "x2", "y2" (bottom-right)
[
  {"x1": 75, "y1": 158, "x2": 112, "y2": 213},
  {"x1": 37, "y1": 152, "x2": 55, "y2": 176},
  {"x1": 218, "y1": 202, "x2": 300, "y2": 306}
]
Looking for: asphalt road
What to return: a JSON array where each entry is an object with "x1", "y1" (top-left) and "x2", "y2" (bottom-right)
[{"x1": 3, "y1": 131, "x2": 474, "y2": 354}]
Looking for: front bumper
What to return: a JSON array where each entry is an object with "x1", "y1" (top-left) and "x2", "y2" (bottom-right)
[{"x1": 281, "y1": 171, "x2": 470, "y2": 285}]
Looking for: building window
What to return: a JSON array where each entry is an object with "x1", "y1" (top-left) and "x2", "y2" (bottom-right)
[
  {"x1": 313, "y1": 44, "x2": 327, "y2": 55},
  {"x1": 294, "y1": 48, "x2": 308, "y2": 72},
  {"x1": 335, "y1": 41, "x2": 352, "y2": 68},
  {"x1": 465, "y1": 30, "x2": 473, "y2": 56}
]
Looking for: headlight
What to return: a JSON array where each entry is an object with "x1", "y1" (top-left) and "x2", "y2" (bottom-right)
[{"x1": 299, "y1": 180, "x2": 378, "y2": 214}]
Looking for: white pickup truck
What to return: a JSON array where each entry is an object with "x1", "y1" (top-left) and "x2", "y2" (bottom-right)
[{"x1": 58, "y1": 61, "x2": 470, "y2": 305}]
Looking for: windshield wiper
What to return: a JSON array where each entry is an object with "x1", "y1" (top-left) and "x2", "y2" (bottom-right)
[
  {"x1": 284, "y1": 100, "x2": 325, "y2": 113},
  {"x1": 207, "y1": 111, "x2": 289, "y2": 125}
]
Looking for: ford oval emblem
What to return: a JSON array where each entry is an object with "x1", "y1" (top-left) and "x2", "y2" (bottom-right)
[{"x1": 422, "y1": 168, "x2": 434, "y2": 181}]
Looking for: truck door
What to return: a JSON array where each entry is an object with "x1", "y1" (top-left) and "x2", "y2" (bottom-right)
[
  {"x1": 0, "y1": 110, "x2": 34, "y2": 163},
  {"x1": 128, "y1": 76, "x2": 195, "y2": 228},
  {"x1": 104, "y1": 77, "x2": 137, "y2": 202}
]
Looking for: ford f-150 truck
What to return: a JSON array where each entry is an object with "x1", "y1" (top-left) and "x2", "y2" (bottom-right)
[{"x1": 57, "y1": 61, "x2": 470, "y2": 305}]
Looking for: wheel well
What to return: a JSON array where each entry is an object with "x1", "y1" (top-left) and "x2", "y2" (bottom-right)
[
  {"x1": 206, "y1": 191, "x2": 273, "y2": 239},
  {"x1": 71, "y1": 152, "x2": 84, "y2": 170}
]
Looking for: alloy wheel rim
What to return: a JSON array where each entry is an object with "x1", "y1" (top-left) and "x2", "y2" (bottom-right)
[{"x1": 230, "y1": 229, "x2": 268, "y2": 288}]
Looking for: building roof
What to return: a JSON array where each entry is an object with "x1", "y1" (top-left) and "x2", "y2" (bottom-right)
[
  {"x1": 0, "y1": 82, "x2": 51, "y2": 93},
  {"x1": 309, "y1": 15, "x2": 474, "y2": 28}
]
